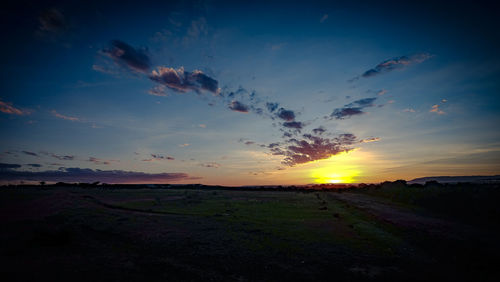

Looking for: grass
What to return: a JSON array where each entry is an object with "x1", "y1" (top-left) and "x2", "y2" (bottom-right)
[{"x1": 1, "y1": 184, "x2": 499, "y2": 281}]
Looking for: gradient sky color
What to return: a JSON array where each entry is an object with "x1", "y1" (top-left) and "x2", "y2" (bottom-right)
[{"x1": 1, "y1": 0, "x2": 499, "y2": 185}]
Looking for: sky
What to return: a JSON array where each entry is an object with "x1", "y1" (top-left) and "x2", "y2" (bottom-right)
[{"x1": 1, "y1": 0, "x2": 499, "y2": 185}]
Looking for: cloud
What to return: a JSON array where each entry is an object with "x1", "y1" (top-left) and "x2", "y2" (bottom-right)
[
  {"x1": 143, "y1": 154, "x2": 175, "y2": 162},
  {"x1": 361, "y1": 137, "x2": 380, "y2": 143},
  {"x1": 228, "y1": 100, "x2": 249, "y2": 113},
  {"x1": 87, "y1": 157, "x2": 114, "y2": 165},
  {"x1": 330, "y1": 107, "x2": 364, "y2": 119},
  {"x1": 430, "y1": 104, "x2": 445, "y2": 115},
  {"x1": 0, "y1": 163, "x2": 22, "y2": 169},
  {"x1": 41, "y1": 152, "x2": 75, "y2": 161},
  {"x1": 282, "y1": 121, "x2": 303, "y2": 129},
  {"x1": 198, "y1": 124, "x2": 206, "y2": 128},
  {"x1": 271, "y1": 43, "x2": 286, "y2": 51},
  {"x1": 148, "y1": 85, "x2": 168, "y2": 96},
  {"x1": 347, "y1": 97, "x2": 377, "y2": 108},
  {"x1": 273, "y1": 134, "x2": 357, "y2": 166},
  {"x1": 0, "y1": 100, "x2": 30, "y2": 115},
  {"x1": 352, "y1": 53, "x2": 432, "y2": 80},
  {"x1": 0, "y1": 167, "x2": 190, "y2": 183},
  {"x1": 101, "y1": 40, "x2": 151, "y2": 73},
  {"x1": 277, "y1": 108, "x2": 296, "y2": 121},
  {"x1": 312, "y1": 127, "x2": 326, "y2": 135},
  {"x1": 51, "y1": 110, "x2": 80, "y2": 122},
  {"x1": 184, "y1": 17, "x2": 208, "y2": 45},
  {"x1": 329, "y1": 97, "x2": 377, "y2": 120},
  {"x1": 200, "y1": 162, "x2": 220, "y2": 168},
  {"x1": 402, "y1": 108, "x2": 416, "y2": 113},
  {"x1": 38, "y1": 8, "x2": 68, "y2": 34},
  {"x1": 362, "y1": 53, "x2": 432, "y2": 78},
  {"x1": 179, "y1": 143, "x2": 190, "y2": 147},
  {"x1": 266, "y1": 102, "x2": 279, "y2": 113},
  {"x1": 320, "y1": 14, "x2": 329, "y2": 23},
  {"x1": 26, "y1": 164, "x2": 42, "y2": 168},
  {"x1": 150, "y1": 66, "x2": 219, "y2": 94},
  {"x1": 22, "y1": 151, "x2": 38, "y2": 157}
]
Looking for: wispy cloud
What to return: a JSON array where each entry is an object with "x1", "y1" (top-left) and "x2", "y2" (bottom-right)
[
  {"x1": 51, "y1": 110, "x2": 80, "y2": 122},
  {"x1": 430, "y1": 104, "x2": 445, "y2": 115},
  {"x1": 200, "y1": 162, "x2": 220, "y2": 168},
  {"x1": 142, "y1": 154, "x2": 175, "y2": 162},
  {"x1": 148, "y1": 85, "x2": 168, "y2": 96},
  {"x1": 402, "y1": 108, "x2": 416, "y2": 113},
  {"x1": 0, "y1": 100, "x2": 30, "y2": 115},
  {"x1": 22, "y1": 151, "x2": 38, "y2": 157},
  {"x1": 101, "y1": 40, "x2": 151, "y2": 73},
  {"x1": 361, "y1": 137, "x2": 381, "y2": 143},
  {"x1": 40, "y1": 151, "x2": 75, "y2": 161},
  {"x1": 0, "y1": 166, "x2": 190, "y2": 183},
  {"x1": 351, "y1": 53, "x2": 432, "y2": 81},
  {"x1": 87, "y1": 157, "x2": 117, "y2": 165},
  {"x1": 37, "y1": 8, "x2": 68, "y2": 36},
  {"x1": 320, "y1": 14, "x2": 329, "y2": 23}
]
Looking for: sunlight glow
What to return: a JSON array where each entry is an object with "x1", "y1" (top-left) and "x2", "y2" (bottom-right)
[{"x1": 310, "y1": 151, "x2": 361, "y2": 184}]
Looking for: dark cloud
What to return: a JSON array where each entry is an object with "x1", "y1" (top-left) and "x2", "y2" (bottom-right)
[
  {"x1": 275, "y1": 134, "x2": 358, "y2": 166},
  {"x1": 22, "y1": 151, "x2": 38, "y2": 157},
  {"x1": 329, "y1": 97, "x2": 377, "y2": 120},
  {"x1": 0, "y1": 163, "x2": 22, "y2": 169},
  {"x1": 150, "y1": 66, "x2": 218, "y2": 94},
  {"x1": 312, "y1": 127, "x2": 326, "y2": 135},
  {"x1": 330, "y1": 107, "x2": 364, "y2": 119},
  {"x1": 143, "y1": 154, "x2": 175, "y2": 161},
  {"x1": 266, "y1": 102, "x2": 279, "y2": 113},
  {"x1": 348, "y1": 97, "x2": 377, "y2": 108},
  {"x1": 38, "y1": 8, "x2": 68, "y2": 34},
  {"x1": 0, "y1": 167, "x2": 190, "y2": 183},
  {"x1": 26, "y1": 164, "x2": 42, "y2": 168},
  {"x1": 102, "y1": 40, "x2": 151, "y2": 73},
  {"x1": 228, "y1": 101, "x2": 249, "y2": 113},
  {"x1": 277, "y1": 108, "x2": 295, "y2": 121},
  {"x1": 359, "y1": 53, "x2": 432, "y2": 79},
  {"x1": 283, "y1": 121, "x2": 303, "y2": 129},
  {"x1": 244, "y1": 141, "x2": 255, "y2": 145}
]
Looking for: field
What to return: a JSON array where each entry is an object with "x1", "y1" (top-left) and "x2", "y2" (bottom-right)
[{"x1": 1, "y1": 182, "x2": 499, "y2": 281}]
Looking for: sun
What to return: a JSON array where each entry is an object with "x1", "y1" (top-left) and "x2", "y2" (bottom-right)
[
  {"x1": 311, "y1": 170, "x2": 359, "y2": 184},
  {"x1": 309, "y1": 152, "x2": 361, "y2": 184}
]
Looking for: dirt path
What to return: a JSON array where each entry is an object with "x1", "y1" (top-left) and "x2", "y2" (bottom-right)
[{"x1": 330, "y1": 192, "x2": 470, "y2": 239}]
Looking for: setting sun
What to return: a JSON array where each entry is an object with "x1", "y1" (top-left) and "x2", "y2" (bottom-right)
[{"x1": 310, "y1": 152, "x2": 361, "y2": 184}]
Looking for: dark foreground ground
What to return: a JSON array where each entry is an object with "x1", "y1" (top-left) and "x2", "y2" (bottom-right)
[{"x1": 1, "y1": 182, "x2": 499, "y2": 281}]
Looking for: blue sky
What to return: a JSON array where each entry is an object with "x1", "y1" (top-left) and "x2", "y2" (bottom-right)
[{"x1": 1, "y1": 0, "x2": 499, "y2": 184}]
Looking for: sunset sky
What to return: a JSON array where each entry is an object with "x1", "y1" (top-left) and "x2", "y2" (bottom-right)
[{"x1": 1, "y1": 0, "x2": 499, "y2": 185}]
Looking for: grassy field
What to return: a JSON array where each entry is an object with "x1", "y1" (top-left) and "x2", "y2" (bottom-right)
[{"x1": 1, "y1": 183, "x2": 499, "y2": 281}]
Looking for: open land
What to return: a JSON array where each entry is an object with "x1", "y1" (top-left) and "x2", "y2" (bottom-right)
[{"x1": 1, "y1": 182, "x2": 499, "y2": 281}]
